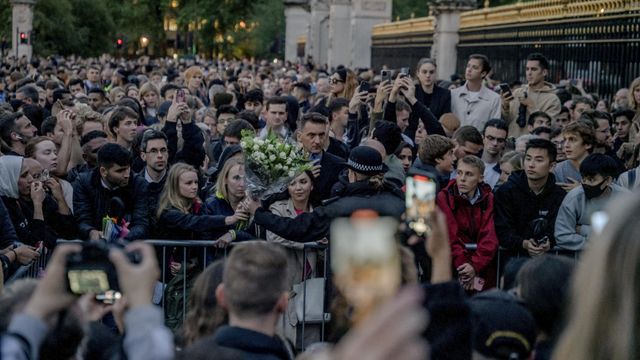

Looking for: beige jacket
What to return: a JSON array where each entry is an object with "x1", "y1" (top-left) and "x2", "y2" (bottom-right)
[
  {"x1": 503, "y1": 82, "x2": 561, "y2": 138},
  {"x1": 267, "y1": 198, "x2": 318, "y2": 288}
]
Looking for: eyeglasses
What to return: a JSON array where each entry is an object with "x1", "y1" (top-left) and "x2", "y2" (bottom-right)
[
  {"x1": 330, "y1": 78, "x2": 344, "y2": 85},
  {"x1": 146, "y1": 148, "x2": 168, "y2": 155}
]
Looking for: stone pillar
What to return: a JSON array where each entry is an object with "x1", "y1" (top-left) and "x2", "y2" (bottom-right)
[
  {"x1": 306, "y1": 0, "x2": 330, "y2": 67},
  {"x1": 284, "y1": 0, "x2": 311, "y2": 62},
  {"x1": 328, "y1": 0, "x2": 351, "y2": 69},
  {"x1": 349, "y1": 0, "x2": 391, "y2": 69},
  {"x1": 11, "y1": 0, "x2": 36, "y2": 61},
  {"x1": 430, "y1": 0, "x2": 476, "y2": 80}
]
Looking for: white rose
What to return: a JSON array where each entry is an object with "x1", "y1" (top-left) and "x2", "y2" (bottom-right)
[
  {"x1": 267, "y1": 144, "x2": 275, "y2": 151},
  {"x1": 240, "y1": 141, "x2": 247, "y2": 148},
  {"x1": 253, "y1": 144, "x2": 260, "y2": 151},
  {"x1": 269, "y1": 154, "x2": 276, "y2": 161},
  {"x1": 286, "y1": 158, "x2": 292, "y2": 164},
  {"x1": 275, "y1": 164, "x2": 283, "y2": 170},
  {"x1": 288, "y1": 170, "x2": 296, "y2": 177},
  {"x1": 282, "y1": 165, "x2": 289, "y2": 172},
  {"x1": 279, "y1": 152, "x2": 287, "y2": 159}
]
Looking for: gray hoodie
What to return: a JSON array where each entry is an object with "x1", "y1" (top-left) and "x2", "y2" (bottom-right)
[
  {"x1": 555, "y1": 183, "x2": 628, "y2": 251},
  {"x1": 0, "y1": 155, "x2": 22, "y2": 199}
]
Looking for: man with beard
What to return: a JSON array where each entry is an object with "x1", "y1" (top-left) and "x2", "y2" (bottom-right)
[
  {"x1": 0, "y1": 112, "x2": 38, "y2": 156},
  {"x1": 73, "y1": 143, "x2": 149, "y2": 241}
]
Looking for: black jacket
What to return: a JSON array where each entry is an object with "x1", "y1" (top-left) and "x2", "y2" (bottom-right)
[
  {"x1": 400, "y1": 84, "x2": 451, "y2": 139},
  {"x1": 254, "y1": 180, "x2": 405, "y2": 243},
  {"x1": 494, "y1": 170, "x2": 566, "y2": 254},
  {"x1": 327, "y1": 137, "x2": 350, "y2": 160},
  {"x1": 384, "y1": 97, "x2": 446, "y2": 139},
  {"x1": 216, "y1": 326, "x2": 293, "y2": 360},
  {"x1": 412, "y1": 160, "x2": 449, "y2": 192},
  {"x1": 312, "y1": 151, "x2": 346, "y2": 205},
  {"x1": 73, "y1": 169, "x2": 149, "y2": 241},
  {"x1": 163, "y1": 121, "x2": 206, "y2": 169},
  {"x1": 156, "y1": 204, "x2": 227, "y2": 241},
  {"x1": 138, "y1": 170, "x2": 167, "y2": 237},
  {"x1": 1, "y1": 195, "x2": 75, "y2": 248},
  {"x1": 0, "y1": 198, "x2": 18, "y2": 249}
]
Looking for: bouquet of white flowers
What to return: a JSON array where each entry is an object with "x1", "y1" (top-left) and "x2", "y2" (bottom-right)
[{"x1": 240, "y1": 130, "x2": 311, "y2": 199}]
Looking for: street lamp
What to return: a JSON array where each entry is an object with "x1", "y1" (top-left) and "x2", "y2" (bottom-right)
[{"x1": 140, "y1": 36, "x2": 149, "y2": 47}]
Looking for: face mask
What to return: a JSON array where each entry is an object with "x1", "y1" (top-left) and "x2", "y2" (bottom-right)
[{"x1": 582, "y1": 179, "x2": 607, "y2": 200}]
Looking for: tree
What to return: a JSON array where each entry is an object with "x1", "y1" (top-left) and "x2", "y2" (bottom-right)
[{"x1": 393, "y1": 0, "x2": 428, "y2": 21}]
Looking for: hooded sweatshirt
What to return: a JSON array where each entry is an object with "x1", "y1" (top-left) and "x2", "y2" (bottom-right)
[
  {"x1": 554, "y1": 183, "x2": 628, "y2": 251},
  {"x1": 0, "y1": 155, "x2": 23, "y2": 199},
  {"x1": 503, "y1": 82, "x2": 561, "y2": 138},
  {"x1": 494, "y1": 170, "x2": 566, "y2": 255}
]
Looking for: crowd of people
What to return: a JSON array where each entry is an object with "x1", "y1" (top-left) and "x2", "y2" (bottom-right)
[{"x1": 0, "y1": 50, "x2": 639, "y2": 359}]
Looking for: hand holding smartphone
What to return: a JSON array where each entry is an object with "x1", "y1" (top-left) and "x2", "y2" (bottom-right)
[
  {"x1": 175, "y1": 89, "x2": 186, "y2": 103},
  {"x1": 331, "y1": 212, "x2": 400, "y2": 325},
  {"x1": 499, "y1": 83, "x2": 512, "y2": 98},
  {"x1": 405, "y1": 174, "x2": 436, "y2": 236}
]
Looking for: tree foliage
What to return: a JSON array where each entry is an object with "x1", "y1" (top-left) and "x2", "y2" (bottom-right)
[{"x1": 1, "y1": 0, "x2": 522, "y2": 58}]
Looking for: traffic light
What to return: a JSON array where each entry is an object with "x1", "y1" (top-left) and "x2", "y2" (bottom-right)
[
  {"x1": 116, "y1": 38, "x2": 123, "y2": 49},
  {"x1": 19, "y1": 32, "x2": 28, "y2": 44}
]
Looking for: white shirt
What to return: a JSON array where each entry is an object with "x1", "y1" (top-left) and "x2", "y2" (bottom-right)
[{"x1": 451, "y1": 83, "x2": 502, "y2": 131}]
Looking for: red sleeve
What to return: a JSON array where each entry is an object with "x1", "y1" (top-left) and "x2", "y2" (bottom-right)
[
  {"x1": 436, "y1": 191, "x2": 469, "y2": 269},
  {"x1": 471, "y1": 194, "x2": 499, "y2": 273}
]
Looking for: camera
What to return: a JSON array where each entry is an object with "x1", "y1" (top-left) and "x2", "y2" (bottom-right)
[
  {"x1": 66, "y1": 241, "x2": 140, "y2": 304},
  {"x1": 530, "y1": 218, "x2": 549, "y2": 247}
]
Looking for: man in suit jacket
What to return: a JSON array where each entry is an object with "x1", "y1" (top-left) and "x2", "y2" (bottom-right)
[{"x1": 297, "y1": 112, "x2": 346, "y2": 205}]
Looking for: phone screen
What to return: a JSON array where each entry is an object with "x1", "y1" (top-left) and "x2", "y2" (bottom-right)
[
  {"x1": 176, "y1": 89, "x2": 186, "y2": 103},
  {"x1": 405, "y1": 175, "x2": 436, "y2": 236},
  {"x1": 499, "y1": 83, "x2": 512, "y2": 98},
  {"x1": 359, "y1": 81, "x2": 370, "y2": 93},
  {"x1": 331, "y1": 213, "x2": 400, "y2": 325},
  {"x1": 381, "y1": 70, "x2": 391, "y2": 83}
]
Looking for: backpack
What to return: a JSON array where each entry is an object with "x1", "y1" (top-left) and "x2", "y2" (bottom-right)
[{"x1": 163, "y1": 266, "x2": 199, "y2": 332}]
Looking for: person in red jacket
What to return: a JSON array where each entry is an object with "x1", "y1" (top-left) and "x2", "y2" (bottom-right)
[{"x1": 436, "y1": 155, "x2": 499, "y2": 291}]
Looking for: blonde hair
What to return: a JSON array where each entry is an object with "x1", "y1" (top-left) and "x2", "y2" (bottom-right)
[
  {"x1": 339, "y1": 70, "x2": 358, "y2": 100},
  {"x1": 629, "y1": 77, "x2": 640, "y2": 111},
  {"x1": 184, "y1": 66, "x2": 203, "y2": 84},
  {"x1": 156, "y1": 163, "x2": 199, "y2": 219},
  {"x1": 214, "y1": 158, "x2": 245, "y2": 201},
  {"x1": 139, "y1": 82, "x2": 159, "y2": 99},
  {"x1": 109, "y1": 87, "x2": 125, "y2": 103},
  {"x1": 552, "y1": 193, "x2": 640, "y2": 360}
]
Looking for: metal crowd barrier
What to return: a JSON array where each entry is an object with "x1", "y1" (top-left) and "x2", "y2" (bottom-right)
[
  {"x1": 3, "y1": 239, "x2": 579, "y2": 341},
  {"x1": 5, "y1": 246, "x2": 52, "y2": 284},
  {"x1": 4, "y1": 239, "x2": 329, "y2": 349},
  {"x1": 464, "y1": 244, "x2": 581, "y2": 289}
]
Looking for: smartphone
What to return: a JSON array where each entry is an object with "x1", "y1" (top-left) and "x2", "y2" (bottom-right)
[
  {"x1": 399, "y1": 67, "x2": 410, "y2": 77},
  {"x1": 534, "y1": 236, "x2": 549, "y2": 247},
  {"x1": 176, "y1": 89, "x2": 186, "y2": 103},
  {"x1": 381, "y1": 70, "x2": 391, "y2": 83},
  {"x1": 499, "y1": 83, "x2": 512, "y2": 98},
  {"x1": 359, "y1": 81, "x2": 371, "y2": 93},
  {"x1": 331, "y1": 212, "x2": 400, "y2": 325},
  {"x1": 405, "y1": 174, "x2": 436, "y2": 236}
]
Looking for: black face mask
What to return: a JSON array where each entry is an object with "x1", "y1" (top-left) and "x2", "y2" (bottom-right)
[{"x1": 582, "y1": 179, "x2": 608, "y2": 200}]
